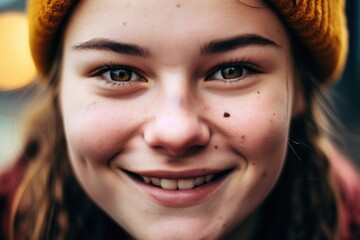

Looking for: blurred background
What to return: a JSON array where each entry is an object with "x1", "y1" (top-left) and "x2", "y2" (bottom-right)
[{"x1": 0, "y1": 0, "x2": 359, "y2": 169}]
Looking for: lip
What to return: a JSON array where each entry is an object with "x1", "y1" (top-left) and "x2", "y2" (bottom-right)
[{"x1": 120, "y1": 168, "x2": 233, "y2": 208}]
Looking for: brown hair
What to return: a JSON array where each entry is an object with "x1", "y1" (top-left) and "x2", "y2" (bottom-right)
[
  {"x1": 9, "y1": 68, "x2": 69, "y2": 239},
  {"x1": 8, "y1": 62, "x2": 128, "y2": 239},
  {"x1": 256, "y1": 61, "x2": 340, "y2": 239}
]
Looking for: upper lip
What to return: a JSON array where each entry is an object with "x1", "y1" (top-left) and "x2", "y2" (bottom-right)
[{"x1": 121, "y1": 168, "x2": 234, "y2": 179}]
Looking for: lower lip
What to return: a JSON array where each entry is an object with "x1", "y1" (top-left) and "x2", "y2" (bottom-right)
[{"x1": 127, "y1": 173, "x2": 230, "y2": 208}]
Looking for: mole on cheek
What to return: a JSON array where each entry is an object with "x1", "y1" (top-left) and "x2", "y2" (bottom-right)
[
  {"x1": 176, "y1": 3, "x2": 181, "y2": 7},
  {"x1": 223, "y1": 112, "x2": 230, "y2": 118},
  {"x1": 214, "y1": 145, "x2": 218, "y2": 149}
]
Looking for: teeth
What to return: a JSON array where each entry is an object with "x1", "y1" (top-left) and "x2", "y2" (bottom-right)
[
  {"x1": 194, "y1": 176, "x2": 205, "y2": 186},
  {"x1": 161, "y1": 178, "x2": 178, "y2": 190},
  {"x1": 151, "y1": 177, "x2": 161, "y2": 186},
  {"x1": 143, "y1": 176, "x2": 151, "y2": 184},
  {"x1": 205, "y1": 175, "x2": 213, "y2": 183},
  {"x1": 178, "y1": 178, "x2": 195, "y2": 190},
  {"x1": 142, "y1": 174, "x2": 215, "y2": 190}
]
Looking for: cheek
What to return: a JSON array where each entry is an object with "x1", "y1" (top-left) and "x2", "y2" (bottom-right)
[
  {"x1": 216, "y1": 91, "x2": 290, "y2": 160},
  {"x1": 248, "y1": 93, "x2": 291, "y2": 163},
  {"x1": 60, "y1": 98, "x2": 140, "y2": 210},
  {"x1": 61, "y1": 96, "x2": 137, "y2": 165},
  {"x1": 216, "y1": 95, "x2": 290, "y2": 226},
  {"x1": 215, "y1": 89, "x2": 291, "y2": 194},
  {"x1": 241, "y1": 112, "x2": 289, "y2": 161}
]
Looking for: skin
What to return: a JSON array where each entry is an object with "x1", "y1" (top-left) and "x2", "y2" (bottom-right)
[{"x1": 59, "y1": 0, "x2": 303, "y2": 239}]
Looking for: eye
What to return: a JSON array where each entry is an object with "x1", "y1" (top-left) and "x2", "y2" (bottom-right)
[
  {"x1": 104, "y1": 68, "x2": 143, "y2": 82},
  {"x1": 218, "y1": 66, "x2": 245, "y2": 79},
  {"x1": 109, "y1": 69, "x2": 132, "y2": 81},
  {"x1": 90, "y1": 65, "x2": 146, "y2": 84},
  {"x1": 206, "y1": 63, "x2": 260, "y2": 82}
]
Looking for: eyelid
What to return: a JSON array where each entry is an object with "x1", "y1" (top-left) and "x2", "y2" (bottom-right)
[
  {"x1": 206, "y1": 61, "x2": 262, "y2": 81},
  {"x1": 89, "y1": 64, "x2": 146, "y2": 85},
  {"x1": 90, "y1": 64, "x2": 144, "y2": 78}
]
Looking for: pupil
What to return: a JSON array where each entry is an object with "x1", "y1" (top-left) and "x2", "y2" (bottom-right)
[
  {"x1": 221, "y1": 67, "x2": 243, "y2": 79},
  {"x1": 110, "y1": 69, "x2": 131, "y2": 81}
]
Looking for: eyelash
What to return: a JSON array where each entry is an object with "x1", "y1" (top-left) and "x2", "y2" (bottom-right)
[
  {"x1": 89, "y1": 60, "x2": 262, "y2": 87},
  {"x1": 206, "y1": 60, "x2": 262, "y2": 83},
  {"x1": 90, "y1": 63, "x2": 146, "y2": 86}
]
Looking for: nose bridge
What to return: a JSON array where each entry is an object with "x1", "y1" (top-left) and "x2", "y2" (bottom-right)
[
  {"x1": 165, "y1": 85, "x2": 191, "y2": 114},
  {"x1": 156, "y1": 70, "x2": 197, "y2": 118},
  {"x1": 143, "y1": 75, "x2": 210, "y2": 156}
]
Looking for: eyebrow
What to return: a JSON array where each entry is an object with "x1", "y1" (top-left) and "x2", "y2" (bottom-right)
[
  {"x1": 72, "y1": 34, "x2": 278, "y2": 57},
  {"x1": 72, "y1": 38, "x2": 151, "y2": 57},
  {"x1": 200, "y1": 34, "x2": 280, "y2": 55}
]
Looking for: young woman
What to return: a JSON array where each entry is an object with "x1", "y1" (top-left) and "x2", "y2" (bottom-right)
[{"x1": 1, "y1": 0, "x2": 359, "y2": 239}]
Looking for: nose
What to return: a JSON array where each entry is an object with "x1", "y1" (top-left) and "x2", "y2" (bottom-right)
[{"x1": 143, "y1": 99, "x2": 210, "y2": 156}]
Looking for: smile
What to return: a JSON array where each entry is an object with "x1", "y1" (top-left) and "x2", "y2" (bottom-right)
[
  {"x1": 123, "y1": 169, "x2": 232, "y2": 190},
  {"x1": 120, "y1": 168, "x2": 234, "y2": 207},
  {"x1": 142, "y1": 174, "x2": 214, "y2": 190}
]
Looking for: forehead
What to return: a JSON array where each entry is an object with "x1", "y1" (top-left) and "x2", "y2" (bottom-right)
[{"x1": 63, "y1": 0, "x2": 288, "y2": 50}]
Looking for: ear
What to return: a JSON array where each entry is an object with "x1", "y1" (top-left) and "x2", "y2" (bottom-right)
[{"x1": 292, "y1": 76, "x2": 306, "y2": 117}]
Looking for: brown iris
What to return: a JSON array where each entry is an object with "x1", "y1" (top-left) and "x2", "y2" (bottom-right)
[
  {"x1": 110, "y1": 69, "x2": 132, "y2": 81},
  {"x1": 221, "y1": 66, "x2": 243, "y2": 79}
]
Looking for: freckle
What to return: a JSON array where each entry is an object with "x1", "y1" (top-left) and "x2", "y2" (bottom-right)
[
  {"x1": 241, "y1": 135, "x2": 246, "y2": 140},
  {"x1": 269, "y1": 119, "x2": 273, "y2": 123},
  {"x1": 122, "y1": 22, "x2": 127, "y2": 26},
  {"x1": 257, "y1": 91, "x2": 260, "y2": 94},
  {"x1": 262, "y1": 172, "x2": 267, "y2": 178},
  {"x1": 214, "y1": 145, "x2": 218, "y2": 149},
  {"x1": 176, "y1": 3, "x2": 181, "y2": 7},
  {"x1": 223, "y1": 112, "x2": 230, "y2": 118},
  {"x1": 273, "y1": 112, "x2": 276, "y2": 116}
]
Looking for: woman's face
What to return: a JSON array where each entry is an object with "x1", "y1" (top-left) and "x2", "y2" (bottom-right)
[{"x1": 60, "y1": 0, "x2": 302, "y2": 238}]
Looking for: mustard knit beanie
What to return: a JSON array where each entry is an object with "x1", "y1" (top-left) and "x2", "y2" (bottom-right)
[{"x1": 27, "y1": 0, "x2": 348, "y2": 85}]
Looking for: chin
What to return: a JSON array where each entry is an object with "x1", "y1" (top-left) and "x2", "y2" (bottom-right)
[
  {"x1": 134, "y1": 229, "x2": 223, "y2": 240},
  {"x1": 126, "y1": 218, "x2": 226, "y2": 240}
]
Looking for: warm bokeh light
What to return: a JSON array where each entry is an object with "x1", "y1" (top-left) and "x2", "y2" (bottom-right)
[{"x1": 0, "y1": 12, "x2": 36, "y2": 90}]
